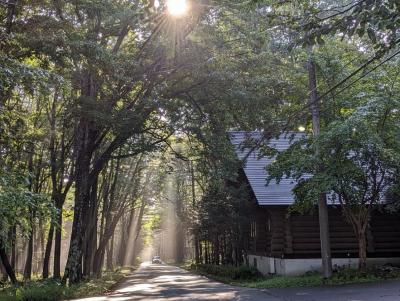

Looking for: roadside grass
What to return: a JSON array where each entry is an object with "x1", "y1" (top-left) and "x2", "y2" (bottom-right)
[
  {"x1": 239, "y1": 272, "x2": 381, "y2": 288},
  {"x1": 0, "y1": 267, "x2": 133, "y2": 301},
  {"x1": 185, "y1": 263, "x2": 400, "y2": 289}
]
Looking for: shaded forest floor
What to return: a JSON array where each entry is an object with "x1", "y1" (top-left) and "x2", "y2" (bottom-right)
[
  {"x1": 0, "y1": 267, "x2": 134, "y2": 301},
  {"x1": 182, "y1": 263, "x2": 400, "y2": 289}
]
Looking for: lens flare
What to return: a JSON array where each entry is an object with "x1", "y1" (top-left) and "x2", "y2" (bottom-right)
[{"x1": 167, "y1": 0, "x2": 188, "y2": 17}]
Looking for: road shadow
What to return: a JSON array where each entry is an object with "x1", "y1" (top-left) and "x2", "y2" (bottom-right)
[{"x1": 70, "y1": 263, "x2": 278, "y2": 301}]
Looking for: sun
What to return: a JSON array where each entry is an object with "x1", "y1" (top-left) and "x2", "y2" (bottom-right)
[{"x1": 167, "y1": 0, "x2": 188, "y2": 17}]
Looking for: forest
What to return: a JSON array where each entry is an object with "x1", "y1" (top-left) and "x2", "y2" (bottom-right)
[{"x1": 0, "y1": 0, "x2": 400, "y2": 297}]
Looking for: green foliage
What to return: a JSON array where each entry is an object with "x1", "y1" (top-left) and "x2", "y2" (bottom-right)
[
  {"x1": 191, "y1": 264, "x2": 261, "y2": 280},
  {"x1": 0, "y1": 270, "x2": 127, "y2": 301},
  {"x1": 1, "y1": 0, "x2": 400, "y2": 284},
  {"x1": 241, "y1": 271, "x2": 382, "y2": 289},
  {"x1": 189, "y1": 264, "x2": 394, "y2": 288},
  {"x1": 268, "y1": 96, "x2": 400, "y2": 210},
  {"x1": 251, "y1": 0, "x2": 400, "y2": 55},
  {"x1": 0, "y1": 171, "x2": 55, "y2": 246}
]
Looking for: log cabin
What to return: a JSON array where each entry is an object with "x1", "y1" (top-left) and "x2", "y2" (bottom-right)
[{"x1": 229, "y1": 131, "x2": 400, "y2": 275}]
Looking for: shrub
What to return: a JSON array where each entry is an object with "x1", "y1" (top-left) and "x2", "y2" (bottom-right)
[
  {"x1": 17, "y1": 283, "x2": 63, "y2": 301},
  {"x1": 334, "y1": 267, "x2": 364, "y2": 281},
  {"x1": 0, "y1": 281, "x2": 64, "y2": 301},
  {"x1": 193, "y1": 264, "x2": 261, "y2": 280},
  {"x1": 372, "y1": 264, "x2": 400, "y2": 279},
  {"x1": 0, "y1": 270, "x2": 127, "y2": 301}
]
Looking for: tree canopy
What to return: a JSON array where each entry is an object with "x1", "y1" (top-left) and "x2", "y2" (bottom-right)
[{"x1": 0, "y1": 0, "x2": 399, "y2": 288}]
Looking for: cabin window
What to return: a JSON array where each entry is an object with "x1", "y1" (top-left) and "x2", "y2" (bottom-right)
[{"x1": 250, "y1": 221, "x2": 257, "y2": 238}]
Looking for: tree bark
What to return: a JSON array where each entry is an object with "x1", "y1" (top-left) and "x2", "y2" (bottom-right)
[
  {"x1": 10, "y1": 226, "x2": 16, "y2": 270},
  {"x1": 106, "y1": 234, "x2": 114, "y2": 271},
  {"x1": 175, "y1": 183, "x2": 184, "y2": 263},
  {"x1": 117, "y1": 217, "x2": 127, "y2": 267},
  {"x1": 357, "y1": 231, "x2": 367, "y2": 272},
  {"x1": 53, "y1": 201, "x2": 63, "y2": 279},
  {"x1": 5, "y1": 0, "x2": 17, "y2": 34},
  {"x1": 307, "y1": 52, "x2": 332, "y2": 278},
  {"x1": 118, "y1": 209, "x2": 134, "y2": 266},
  {"x1": 0, "y1": 243, "x2": 17, "y2": 284},
  {"x1": 83, "y1": 176, "x2": 99, "y2": 277},
  {"x1": 190, "y1": 161, "x2": 200, "y2": 264},
  {"x1": 63, "y1": 119, "x2": 92, "y2": 284},
  {"x1": 92, "y1": 207, "x2": 124, "y2": 277},
  {"x1": 42, "y1": 223, "x2": 54, "y2": 278},
  {"x1": 24, "y1": 212, "x2": 34, "y2": 280}
]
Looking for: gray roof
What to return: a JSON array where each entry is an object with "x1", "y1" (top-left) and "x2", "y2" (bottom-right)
[
  {"x1": 229, "y1": 131, "x2": 390, "y2": 206},
  {"x1": 229, "y1": 131, "x2": 307, "y2": 206}
]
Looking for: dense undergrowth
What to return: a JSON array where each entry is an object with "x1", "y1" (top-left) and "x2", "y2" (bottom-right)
[
  {"x1": 191, "y1": 264, "x2": 261, "y2": 280},
  {"x1": 187, "y1": 263, "x2": 400, "y2": 289},
  {"x1": 0, "y1": 268, "x2": 132, "y2": 301}
]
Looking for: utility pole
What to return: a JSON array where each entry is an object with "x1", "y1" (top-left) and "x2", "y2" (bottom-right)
[{"x1": 307, "y1": 50, "x2": 332, "y2": 278}]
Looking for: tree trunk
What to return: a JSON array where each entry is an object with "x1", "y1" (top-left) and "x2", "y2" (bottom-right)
[
  {"x1": 190, "y1": 161, "x2": 200, "y2": 264},
  {"x1": 117, "y1": 217, "x2": 127, "y2": 267},
  {"x1": 205, "y1": 241, "x2": 209, "y2": 264},
  {"x1": 63, "y1": 150, "x2": 91, "y2": 283},
  {"x1": 5, "y1": 0, "x2": 17, "y2": 34},
  {"x1": 307, "y1": 51, "x2": 332, "y2": 278},
  {"x1": 10, "y1": 226, "x2": 16, "y2": 270},
  {"x1": 194, "y1": 238, "x2": 200, "y2": 265},
  {"x1": 358, "y1": 232, "x2": 367, "y2": 272},
  {"x1": 106, "y1": 234, "x2": 114, "y2": 271},
  {"x1": 92, "y1": 210, "x2": 123, "y2": 277},
  {"x1": 37, "y1": 220, "x2": 46, "y2": 275},
  {"x1": 120, "y1": 210, "x2": 135, "y2": 266},
  {"x1": 63, "y1": 101, "x2": 96, "y2": 283},
  {"x1": 0, "y1": 257, "x2": 8, "y2": 282},
  {"x1": 0, "y1": 242, "x2": 17, "y2": 284},
  {"x1": 63, "y1": 180, "x2": 90, "y2": 283},
  {"x1": 175, "y1": 226, "x2": 184, "y2": 263},
  {"x1": 42, "y1": 223, "x2": 54, "y2": 278},
  {"x1": 24, "y1": 212, "x2": 35, "y2": 280},
  {"x1": 132, "y1": 202, "x2": 146, "y2": 263},
  {"x1": 83, "y1": 176, "x2": 99, "y2": 277},
  {"x1": 53, "y1": 204, "x2": 63, "y2": 279},
  {"x1": 92, "y1": 248, "x2": 105, "y2": 278}
]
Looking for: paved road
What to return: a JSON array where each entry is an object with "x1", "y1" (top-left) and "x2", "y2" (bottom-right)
[
  {"x1": 71, "y1": 263, "x2": 279, "y2": 301},
  {"x1": 72, "y1": 263, "x2": 400, "y2": 301},
  {"x1": 268, "y1": 280, "x2": 400, "y2": 301}
]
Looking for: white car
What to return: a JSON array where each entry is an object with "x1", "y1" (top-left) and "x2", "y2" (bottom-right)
[{"x1": 152, "y1": 256, "x2": 162, "y2": 264}]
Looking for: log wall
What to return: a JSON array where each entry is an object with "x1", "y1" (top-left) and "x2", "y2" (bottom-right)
[{"x1": 248, "y1": 205, "x2": 400, "y2": 258}]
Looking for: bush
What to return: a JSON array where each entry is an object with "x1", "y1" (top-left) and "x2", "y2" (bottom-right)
[
  {"x1": 372, "y1": 264, "x2": 400, "y2": 279},
  {"x1": 17, "y1": 283, "x2": 63, "y2": 301},
  {"x1": 0, "y1": 281, "x2": 64, "y2": 301},
  {"x1": 334, "y1": 266, "x2": 365, "y2": 281},
  {"x1": 333, "y1": 265, "x2": 400, "y2": 282},
  {"x1": 193, "y1": 264, "x2": 261, "y2": 280},
  {"x1": 0, "y1": 270, "x2": 128, "y2": 301}
]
